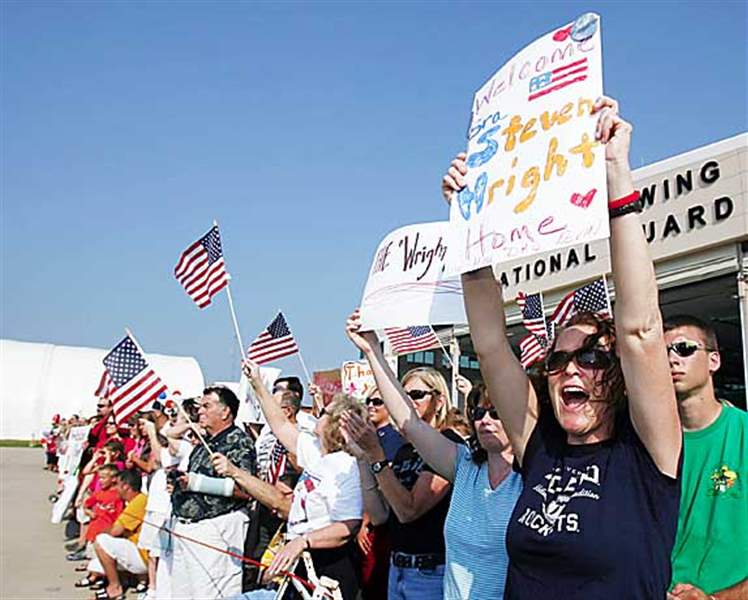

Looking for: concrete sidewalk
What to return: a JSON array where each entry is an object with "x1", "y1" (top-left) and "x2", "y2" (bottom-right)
[{"x1": 1, "y1": 447, "x2": 84, "y2": 599}]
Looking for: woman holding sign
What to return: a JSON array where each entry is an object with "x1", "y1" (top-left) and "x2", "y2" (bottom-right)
[{"x1": 441, "y1": 97, "x2": 682, "y2": 598}]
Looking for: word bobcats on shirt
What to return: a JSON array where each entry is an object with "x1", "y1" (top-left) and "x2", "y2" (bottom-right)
[{"x1": 516, "y1": 463, "x2": 601, "y2": 537}]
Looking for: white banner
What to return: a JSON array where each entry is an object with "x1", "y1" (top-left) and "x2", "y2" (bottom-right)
[
  {"x1": 449, "y1": 13, "x2": 608, "y2": 273},
  {"x1": 359, "y1": 221, "x2": 466, "y2": 330},
  {"x1": 57, "y1": 425, "x2": 90, "y2": 477},
  {"x1": 341, "y1": 361, "x2": 376, "y2": 400}
]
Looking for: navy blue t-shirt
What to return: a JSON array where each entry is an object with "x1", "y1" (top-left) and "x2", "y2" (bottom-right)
[
  {"x1": 377, "y1": 423, "x2": 405, "y2": 462},
  {"x1": 505, "y1": 408, "x2": 680, "y2": 599}
]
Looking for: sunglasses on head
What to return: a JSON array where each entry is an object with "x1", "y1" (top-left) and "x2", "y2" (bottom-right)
[
  {"x1": 471, "y1": 406, "x2": 499, "y2": 421},
  {"x1": 545, "y1": 347, "x2": 613, "y2": 373},
  {"x1": 406, "y1": 389, "x2": 434, "y2": 401},
  {"x1": 667, "y1": 340, "x2": 713, "y2": 358},
  {"x1": 366, "y1": 397, "x2": 384, "y2": 407}
]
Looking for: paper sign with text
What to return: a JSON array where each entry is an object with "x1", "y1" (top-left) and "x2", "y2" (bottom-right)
[
  {"x1": 449, "y1": 13, "x2": 608, "y2": 273},
  {"x1": 341, "y1": 361, "x2": 376, "y2": 400},
  {"x1": 360, "y1": 221, "x2": 466, "y2": 330}
]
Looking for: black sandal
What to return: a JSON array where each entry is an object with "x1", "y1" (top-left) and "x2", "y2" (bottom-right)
[{"x1": 74, "y1": 577, "x2": 97, "y2": 588}]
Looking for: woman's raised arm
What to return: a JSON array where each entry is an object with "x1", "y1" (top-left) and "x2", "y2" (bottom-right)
[
  {"x1": 598, "y1": 97, "x2": 680, "y2": 477},
  {"x1": 345, "y1": 309, "x2": 458, "y2": 480},
  {"x1": 443, "y1": 154, "x2": 539, "y2": 465}
]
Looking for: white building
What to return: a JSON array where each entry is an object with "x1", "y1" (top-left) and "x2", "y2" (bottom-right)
[{"x1": 0, "y1": 339, "x2": 205, "y2": 439}]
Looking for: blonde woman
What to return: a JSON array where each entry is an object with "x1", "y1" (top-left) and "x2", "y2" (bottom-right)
[
  {"x1": 341, "y1": 359, "x2": 461, "y2": 600},
  {"x1": 214, "y1": 359, "x2": 364, "y2": 599}
]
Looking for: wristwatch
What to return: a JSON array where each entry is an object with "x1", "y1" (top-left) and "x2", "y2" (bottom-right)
[{"x1": 370, "y1": 459, "x2": 390, "y2": 475}]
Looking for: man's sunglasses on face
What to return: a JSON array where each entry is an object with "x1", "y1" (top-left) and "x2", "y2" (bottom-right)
[{"x1": 667, "y1": 340, "x2": 714, "y2": 358}]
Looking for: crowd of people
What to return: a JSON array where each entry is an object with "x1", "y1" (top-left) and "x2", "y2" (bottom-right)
[{"x1": 44, "y1": 98, "x2": 747, "y2": 599}]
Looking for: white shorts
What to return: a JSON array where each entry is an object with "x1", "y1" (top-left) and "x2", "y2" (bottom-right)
[
  {"x1": 138, "y1": 510, "x2": 168, "y2": 557},
  {"x1": 88, "y1": 533, "x2": 147, "y2": 575}
]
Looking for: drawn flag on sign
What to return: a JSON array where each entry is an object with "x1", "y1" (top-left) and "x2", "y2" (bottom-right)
[
  {"x1": 247, "y1": 312, "x2": 300, "y2": 365},
  {"x1": 516, "y1": 291, "x2": 549, "y2": 338},
  {"x1": 551, "y1": 277, "x2": 611, "y2": 328},
  {"x1": 384, "y1": 325, "x2": 440, "y2": 355},
  {"x1": 520, "y1": 333, "x2": 548, "y2": 369},
  {"x1": 174, "y1": 225, "x2": 229, "y2": 309},
  {"x1": 102, "y1": 335, "x2": 168, "y2": 424},
  {"x1": 528, "y1": 57, "x2": 588, "y2": 101}
]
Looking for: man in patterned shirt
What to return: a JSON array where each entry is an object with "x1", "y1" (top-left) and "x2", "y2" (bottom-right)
[{"x1": 170, "y1": 386, "x2": 256, "y2": 599}]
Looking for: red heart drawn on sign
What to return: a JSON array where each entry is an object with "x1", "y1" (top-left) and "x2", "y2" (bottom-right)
[
  {"x1": 570, "y1": 188, "x2": 597, "y2": 208},
  {"x1": 553, "y1": 26, "x2": 572, "y2": 42}
]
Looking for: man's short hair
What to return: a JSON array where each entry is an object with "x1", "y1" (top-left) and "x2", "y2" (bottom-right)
[
  {"x1": 117, "y1": 469, "x2": 141, "y2": 490},
  {"x1": 274, "y1": 376, "x2": 304, "y2": 401},
  {"x1": 663, "y1": 314, "x2": 719, "y2": 351},
  {"x1": 204, "y1": 386, "x2": 240, "y2": 419}
]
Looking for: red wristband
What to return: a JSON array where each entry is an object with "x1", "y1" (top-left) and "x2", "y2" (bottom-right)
[{"x1": 608, "y1": 190, "x2": 640, "y2": 210}]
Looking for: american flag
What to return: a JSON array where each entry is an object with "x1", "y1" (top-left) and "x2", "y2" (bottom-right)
[
  {"x1": 102, "y1": 335, "x2": 168, "y2": 424},
  {"x1": 384, "y1": 325, "x2": 440, "y2": 355},
  {"x1": 174, "y1": 225, "x2": 229, "y2": 309},
  {"x1": 247, "y1": 312, "x2": 299, "y2": 365},
  {"x1": 265, "y1": 440, "x2": 289, "y2": 486},
  {"x1": 551, "y1": 278, "x2": 611, "y2": 328},
  {"x1": 94, "y1": 369, "x2": 115, "y2": 399},
  {"x1": 528, "y1": 57, "x2": 588, "y2": 102},
  {"x1": 516, "y1": 291, "x2": 548, "y2": 338},
  {"x1": 520, "y1": 333, "x2": 548, "y2": 369}
]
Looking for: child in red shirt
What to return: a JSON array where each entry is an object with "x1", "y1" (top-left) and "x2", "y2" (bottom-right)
[{"x1": 83, "y1": 465, "x2": 123, "y2": 542}]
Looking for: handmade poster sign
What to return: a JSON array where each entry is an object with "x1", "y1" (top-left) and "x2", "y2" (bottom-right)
[
  {"x1": 341, "y1": 361, "x2": 377, "y2": 399},
  {"x1": 313, "y1": 369, "x2": 343, "y2": 405},
  {"x1": 449, "y1": 13, "x2": 607, "y2": 273},
  {"x1": 359, "y1": 221, "x2": 466, "y2": 330}
]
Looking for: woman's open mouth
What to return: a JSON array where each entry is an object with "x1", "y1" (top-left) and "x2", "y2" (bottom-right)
[{"x1": 561, "y1": 385, "x2": 590, "y2": 410}]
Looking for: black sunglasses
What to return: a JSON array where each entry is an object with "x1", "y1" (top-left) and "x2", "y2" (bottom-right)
[
  {"x1": 471, "y1": 406, "x2": 499, "y2": 421},
  {"x1": 545, "y1": 347, "x2": 613, "y2": 373},
  {"x1": 406, "y1": 389, "x2": 434, "y2": 401},
  {"x1": 366, "y1": 397, "x2": 384, "y2": 407},
  {"x1": 667, "y1": 340, "x2": 713, "y2": 358}
]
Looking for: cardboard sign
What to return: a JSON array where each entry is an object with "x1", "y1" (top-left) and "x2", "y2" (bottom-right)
[
  {"x1": 450, "y1": 13, "x2": 608, "y2": 273},
  {"x1": 312, "y1": 369, "x2": 342, "y2": 405},
  {"x1": 360, "y1": 221, "x2": 466, "y2": 330},
  {"x1": 341, "y1": 361, "x2": 376, "y2": 400}
]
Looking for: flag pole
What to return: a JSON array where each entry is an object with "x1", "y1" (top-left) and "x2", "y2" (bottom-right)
[
  {"x1": 214, "y1": 220, "x2": 246, "y2": 361},
  {"x1": 225, "y1": 278, "x2": 246, "y2": 359},
  {"x1": 296, "y1": 351, "x2": 313, "y2": 385},
  {"x1": 601, "y1": 274, "x2": 613, "y2": 316}
]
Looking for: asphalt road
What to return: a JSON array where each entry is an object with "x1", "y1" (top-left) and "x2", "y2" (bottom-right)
[{"x1": 1, "y1": 447, "x2": 83, "y2": 599}]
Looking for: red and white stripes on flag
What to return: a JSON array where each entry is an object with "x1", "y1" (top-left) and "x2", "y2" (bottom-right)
[
  {"x1": 102, "y1": 334, "x2": 168, "y2": 424},
  {"x1": 550, "y1": 277, "x2": 611, "y2": 329},
  {"x1": 94, "y1": 369, "x2": 115, "y2": 400},
  {"x1": 174, "y1": 225, "x2": 229, "y2": 309},
  {"x1": 246, "y1": 312, "x2": 299, "y2": 365},
  {"x1": 520, "y1": 334, "x2": 548, "y2": 369},
  {"x1": 383, "y1": 325, "x2": 440, "y2": 355}
]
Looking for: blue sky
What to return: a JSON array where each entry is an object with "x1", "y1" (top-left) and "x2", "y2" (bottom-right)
[{"x1": 2, "y1": 1, "x2": 746, "y2": 384}]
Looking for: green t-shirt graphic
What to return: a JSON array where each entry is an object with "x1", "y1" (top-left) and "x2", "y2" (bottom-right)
[{"x1": 671, "y1": 404, "x2": 748, "y2": 593}]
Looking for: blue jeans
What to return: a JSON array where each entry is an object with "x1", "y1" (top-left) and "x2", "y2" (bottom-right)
[{"x1": 387, "y1": 562, "x2": 445, "y2": 600}]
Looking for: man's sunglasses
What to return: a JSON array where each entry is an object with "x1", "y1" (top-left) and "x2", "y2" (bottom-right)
[
  {"x1": 471, "y1": 406, "x2": 499, "y2": 421},
  {"x1": 667, "y1": 340, "x2": 713, "y2": 358},
  {"x1": 366, "y1": 397, "x2": 384, "y2": 407},
  {"x1": 545, "y1": 347, "x2": 613, "y2": 373},
  {"x1": 406, "y1": 389, "x2": 434, "y2": 401}
]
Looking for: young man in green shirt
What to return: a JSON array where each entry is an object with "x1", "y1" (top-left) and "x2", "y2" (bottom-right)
[{"x1": 665, "y1": 315, "x2": 748, "y2": 600}]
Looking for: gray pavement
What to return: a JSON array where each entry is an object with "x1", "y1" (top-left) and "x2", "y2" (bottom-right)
[{"x1": 1, "y1": 447, "x2": 86, "y2": 599}]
